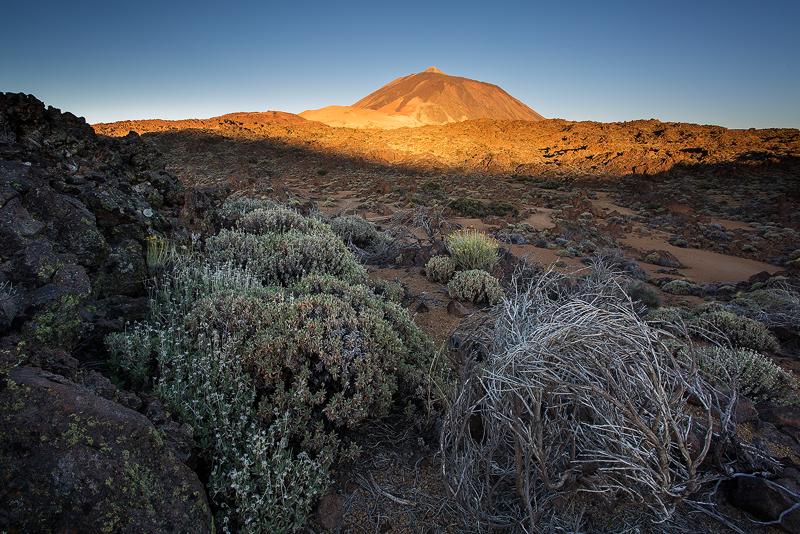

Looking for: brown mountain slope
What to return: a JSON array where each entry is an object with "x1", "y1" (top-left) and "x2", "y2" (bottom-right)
[
  {"x1": 92, "y1": 111, "x2": 313, "y2": 137},
  {"x1": 300, "y1": 67, "x2": 544, "y2": 129},
  {"x1": 354, "y1": 67, "x2": 545, "y2": 124}
]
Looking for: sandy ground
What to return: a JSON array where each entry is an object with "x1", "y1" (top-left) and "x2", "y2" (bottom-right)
[{"x1": 620, "y1": 234, "x2": 780, "y2": 284}]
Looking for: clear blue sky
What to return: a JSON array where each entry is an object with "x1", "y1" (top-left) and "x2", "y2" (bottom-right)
[{"x1": 3, "y1": 0, "x2": 799, "y2": 129}]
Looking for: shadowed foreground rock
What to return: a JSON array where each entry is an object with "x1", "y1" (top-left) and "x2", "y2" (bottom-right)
[{"x1": 0, "y1": 364, "x2": 212, "y2": 533}]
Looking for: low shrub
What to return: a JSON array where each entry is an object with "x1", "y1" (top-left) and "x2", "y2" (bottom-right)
[
  {"x1": 425, "y1": 255, "x2": 457, "y2": 284},
  {"x1": 447, "y1": 269, "x2": 504, "y2": 305},
  {"x1": 237, "y1": 205, "x2": 315, "y2": 235},
  {"x1": 662, "y1": 279, "x2": 697, "y2": 295},
  {"x1": 190, "y1": 273, "x2": 434, "y2": 432},
  {"x1": 487, "y1": 200, "x2": 519, "y2": 217},
  {"x1": 693, "y1": 346, "x2": 799, "y2": 405},
  {"x1": 449, "y1": 197, "x2": 485, "y2": 218},
  {"x1": 205, "y1": 226, "x2": 366, "y2": 287},
  {"x1": 216, "y1": 197, "x2": 280, "y2": 224},
  {"x1": 446, "y1": 228, "x2": 499, "y2": 272},
  {"x1": 696, "y1": 310, "x2": 780, "y2": 353},
  {"x1": 107, "y1": 260, "x2": 329, "y2": 534},
  {"x1": 644, "y1": 306, "x2": 693, "y2": 326},
  {"x1": 625, "y1": 280, "x2": 661, "y2": 310},
  {"x1": 449, "y1": 198, "x2": 519, "y2": 218},
  {"x1": 729, "y1": 283, "x2": 800, "y2": 330},
  {"x1": 107, "y1": 204, "x2": 444, "y2": 533},
  {"x1": 329, "y1": 215, "x2": 396, "y2": 263},
  {"x1": 370, "y1": 278, "x2": 405, "y2": 304}
]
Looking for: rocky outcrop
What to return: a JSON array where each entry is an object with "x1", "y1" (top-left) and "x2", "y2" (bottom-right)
[
  {"x1": 0, "y1": 341, "x2": 211, "y2": 533},
  {"x1": 0, "y1": 92, "x2": 189, "y2": 359},
  {"x1": 0, "y1": 93, "x2": 213, "y2": 532}
]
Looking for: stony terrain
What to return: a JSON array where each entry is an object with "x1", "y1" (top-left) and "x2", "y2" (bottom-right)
[{"x1": 3, "y1": 88, "x2": 800, "y2": 533}]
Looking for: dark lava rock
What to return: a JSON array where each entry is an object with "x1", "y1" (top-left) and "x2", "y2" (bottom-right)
[
  {"x1": 447, "y1": 299, "x2": 473, "y2": 318},
  {"x1": 727, "y1": 475, "x2": 800, "y2": 533},
  {"x1": 0, "y1": 365, "x2": 212, "y2": 533},
  {"x1": 314, "y1": 487, "x2": 346, "y2": 531},
  {"x1": 0, "y1": 92, "x2": 190, "y2": 356},
  {"x1": 758, "y1": 405, "x2": 800, "y2": 431}
]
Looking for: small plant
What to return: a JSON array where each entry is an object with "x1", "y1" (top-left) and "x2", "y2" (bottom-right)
[
  {"x1": 447, "y1": 269, "x2": 504, "y2": 305},
  {"x1": 645, "y1": 306, "x2": 693, "y2": 326},
  {"x1": 145, "y1": 235, "x2": 176, "y2": 271},
  {"x1": 425, "y1": 255, "x2": 457, "y2": 284},
  {"x1": 693, "y1": 346, "x2": 799, "y2": 405},
  {"x1": 446, "y1": 228, "x2": 499, "y2": 272},
  {"x1": 216, "y1": 197, "x2": 280, "y2": 223},
  {"x1": 237, "y1": 205, "x2": 315, "y2": 235},
  {"x1": 330, "y1": 215, "x2": 379, "y2": 248},
  {"x1": 487, "y1": 200, "x2": 519, "y2": 217}
]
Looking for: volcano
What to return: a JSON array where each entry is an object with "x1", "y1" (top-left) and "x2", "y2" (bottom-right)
[{"x1": 300, "y1": 67, "x2": 544, "y2": 129}]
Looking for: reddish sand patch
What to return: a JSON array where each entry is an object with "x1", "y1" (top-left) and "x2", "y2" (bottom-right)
[{"x1": 620, "y1": 234, "x2": 779, "y2": 284}]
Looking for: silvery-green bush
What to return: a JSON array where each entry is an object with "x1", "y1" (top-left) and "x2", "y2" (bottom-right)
[
  {"x1": 696, "y1": 310, "x2": 780, "y2": 353},
  {"x1": 205, "y1": 226, "x2": 366, "y2": 287},
  {"x1": 425, "y1": 255, "x2": 457, "y2": 284},
  {"x1": 694, "y1": 346, "x2": 798, "y2": 405},
  {"x1": 106, "y1": 202, "x2": 441, "y2": 533},
  {"x1": 329, "y1": 215, "x2": 397, "y2": 263},
  {"x1": 447, "y1": 269, "x2": 504, "y2": 305},
  {"x1": 107, "y1": 260, "x2": 328, "y2": 534}
]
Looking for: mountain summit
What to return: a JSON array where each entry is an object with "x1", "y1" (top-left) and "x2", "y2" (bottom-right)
[{"x1": 300, "y1": 68, "x2": 544, "y2": 129}]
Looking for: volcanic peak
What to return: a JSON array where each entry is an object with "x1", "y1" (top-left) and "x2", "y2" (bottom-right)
[{"x1": 300, "y1": 67, "x2": 544, "y2": 129}]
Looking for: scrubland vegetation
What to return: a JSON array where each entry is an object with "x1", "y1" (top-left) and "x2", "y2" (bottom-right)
[{"x1": 107, "y1": 198, "x2": 800, "y2": 533}]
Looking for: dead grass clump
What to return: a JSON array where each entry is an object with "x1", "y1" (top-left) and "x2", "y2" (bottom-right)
[{"x1": 441, "y1": 264, "x2": 732, "y2": 531}]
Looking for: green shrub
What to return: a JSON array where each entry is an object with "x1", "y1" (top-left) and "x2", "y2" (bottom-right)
[
  {"x1": 425, "y1": 255, "x2": 457, "y2": 284},
  {"x1": 190, "y1": 273, "x2": 434, "y2": 432},
  {"x1": 420, "y1": 180, "x2": 448, "y2": 201},
  {"x1": 487, "y1": 200, "x2": 519, "y2": 217},
  {"x1": 205, "y1": 227, "x2": 366, "y2": 287},
  {"x1": 696, "y1": 310, "x2": 780, "y2": 353},
  {"x1": 446, "y1": 228, "x2": 499, "y2": 272},
  {"x1": 447, "y1": 270, "x2": 504, "y2": 305},
  {"x1": 107, "y1": 260, "x2": 329, "y2": 534},
  {"x1": 217, "y1": 197, "x2": 280, "y2": 223},
  {"x1": 144, "y1": 235, "x2": 177, "y2": 272},
  {"x1": 449, "y1": 198, "x2": 519, "y2": 218},
  {"x1": 450, "y1": 197, "x2": 485, "y2": 218},
  {"x1": 644, "y1": 306, "x2": 693, "y2": 325},
  {"x1": 370, "y1": 278, "x2": 405, "y2": 304},
  {"x1": 237, "y1": 205, "x2": 315, "y2": 235},
  {"x1": 625, "y1": 280, "x2": 661, "y2": 310},
  {"x1": 693, "y1": 346, "x2": 799, "y2": 405},
  {"x1": 329, "y1": 215, "x2": 397, "y2": 263},
  {"x1": 108, "y1": 249, "x2": 439, "y2": 531},
  {"x1": 729, "y1": 283, "x2": 800, "y2": 330},
  {"x1": 662, "y1": 279, "x2": 697, "y2": 295}
]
